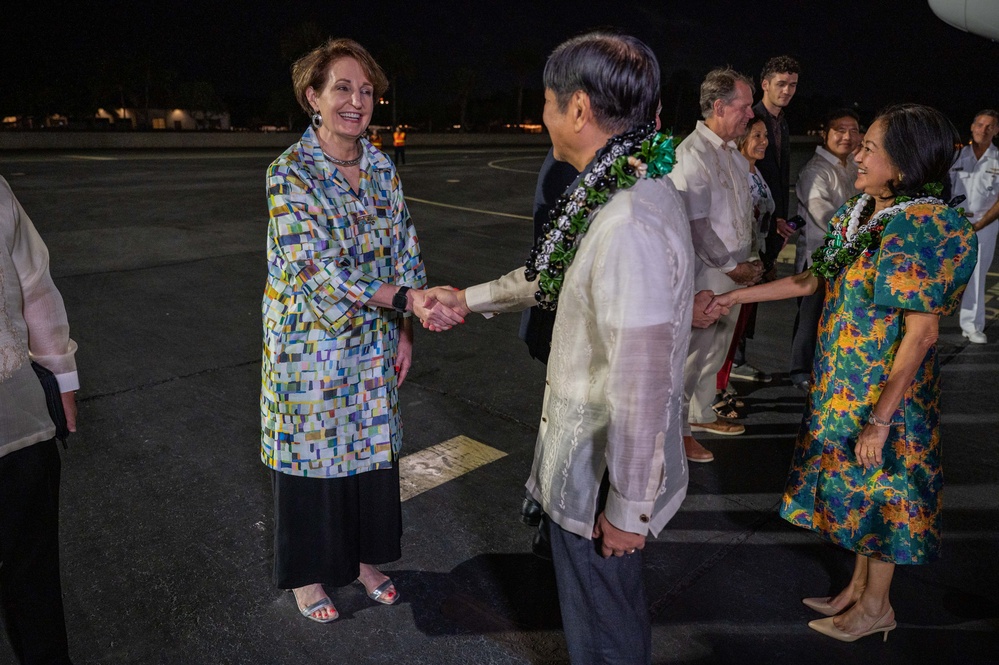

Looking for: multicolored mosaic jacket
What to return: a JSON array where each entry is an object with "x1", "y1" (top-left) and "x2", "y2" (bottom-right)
[{"x1": 261, "y1": 128, "x2": 426, "y2": 477}]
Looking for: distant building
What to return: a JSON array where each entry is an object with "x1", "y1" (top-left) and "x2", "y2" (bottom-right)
[
  {"x1": 2, "y1": 108, "x2": 231, "y2": 131},
  {"x1": 96, "y1": 107, "x2": 231, "y2": 130}
]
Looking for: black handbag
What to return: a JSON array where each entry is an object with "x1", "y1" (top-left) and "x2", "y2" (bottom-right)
[{"x1": 31, "y1": 361, "x2": 70, "y2": 447}]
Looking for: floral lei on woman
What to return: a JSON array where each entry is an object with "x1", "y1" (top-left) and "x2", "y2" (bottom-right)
[
  {"x1": 524, "y1": 122, "x2": 676, "y2": 309},
  {"x1": 809, "y1": 183, "x2": 949, "y2": 279}
]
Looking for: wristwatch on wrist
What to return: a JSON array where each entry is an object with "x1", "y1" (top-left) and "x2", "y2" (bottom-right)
[
  {"x1": 867, "y1": 412, "x2": 891, "y2": 427},
  {"x1": 392, "y1": 286, "x2": 411, "y2": 312}
]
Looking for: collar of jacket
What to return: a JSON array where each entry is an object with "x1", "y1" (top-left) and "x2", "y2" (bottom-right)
[{"x1": 301, "y1": 126, "x2": 395, "y2": 175}]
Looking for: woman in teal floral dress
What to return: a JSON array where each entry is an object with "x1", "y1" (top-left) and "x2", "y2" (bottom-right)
[{"x1": 709, "y1": 104, "x2": 977, "y2": 642}]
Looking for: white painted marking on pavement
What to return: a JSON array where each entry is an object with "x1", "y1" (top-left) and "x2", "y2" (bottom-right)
[
  {"x1": 487, "y1": 156, "x2": 544, "y2": 174},
  {"x1": 66, "y1": 155, "x2": 119, "y2": 161},
  {"x1": 405, "y1": 196, "x2": 531, "y2": 220},
  {"x1": 399, "y1": 436, "x2": 507, "y2": 502}
]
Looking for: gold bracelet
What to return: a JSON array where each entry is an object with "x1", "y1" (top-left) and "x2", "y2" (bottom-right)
[{"x1": 867, "y1": 412, "x2": 891, "y2": 427}]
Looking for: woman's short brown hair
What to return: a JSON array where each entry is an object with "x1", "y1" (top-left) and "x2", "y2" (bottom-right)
[{"x1": 291, "y1": 38, "x2": 389, "y2": 115}]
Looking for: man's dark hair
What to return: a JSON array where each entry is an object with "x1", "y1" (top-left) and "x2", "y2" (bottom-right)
[
  {"x1": 543, "y1": 32, "x2": 660, "y2": 134},
  {"x1": 760, "y1": 55, "x2": 800, "y2": 82},
  {"x1": 823, "y1": 108, "x2": 860, "y2": 129},
  {"x1": 975, "y1": 109, "x2": 999, "y2": 123},
  {"x1": 876, "y1": 104, "x2": 959, "y2": 198}
]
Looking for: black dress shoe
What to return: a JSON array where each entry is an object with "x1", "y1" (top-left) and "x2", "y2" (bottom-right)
[
  {"x1": 531, "y1": 520, "x2": 553, "y2": 561},
  {"x1": 521, "y1": 496, "x2": 543, "y2": 527}
]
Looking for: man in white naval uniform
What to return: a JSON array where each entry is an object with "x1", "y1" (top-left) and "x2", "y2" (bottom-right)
[{"x1": 950, "y1": 110, "x2": 999, "y2": 343}]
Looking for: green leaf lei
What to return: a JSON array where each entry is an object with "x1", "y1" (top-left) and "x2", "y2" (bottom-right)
[{"x1": 525, "y1": 122, "x2": 676, "y2": 310}]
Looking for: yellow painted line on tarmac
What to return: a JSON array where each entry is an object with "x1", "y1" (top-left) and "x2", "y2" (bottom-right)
[
  {"x1": 399, "y1": 435, "x2": 507, "y2": 502},
  {"x1": 487, "y1": 155, "x2": 545, "y2": 174},
  {"x1": 405, "y1": 196, "x2": 531, "y2": 220}
]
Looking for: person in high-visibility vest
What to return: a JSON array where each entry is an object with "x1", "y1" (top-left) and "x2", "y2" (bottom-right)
[
  {"x1": 392, "y1": 126, "x2": 406, "y2": 165},
  {"x1": 369, "y1": 128, "x2": 383, "y2": 151}
]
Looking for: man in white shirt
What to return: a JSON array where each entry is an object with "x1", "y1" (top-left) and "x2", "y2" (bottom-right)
[
  {"x1": 669, "y1": 67, "x2": 761, "y2": 461},
  {"x1": 0, "y1": 175, "x2": 78, "y2": 664},
  {"x1": 789, "y1": 109, "x2": 861, "y2": 389},
  {"x1": 420, "y1": 32, "x2": 703, "y2": 663},
  {"x1": 950, "y1": 110, "x2": 999, "y2": 343}
]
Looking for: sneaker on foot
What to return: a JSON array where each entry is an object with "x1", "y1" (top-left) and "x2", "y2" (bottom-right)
[
  {"x1": 690, "y1": 417, "x2": 745, "y2": 436},
  {"x1": 730, "y1": 362, "x2": 772, "y2": 383},
  {"x1": 963, "y1": 330, "x2": 987, "y2": 344}
]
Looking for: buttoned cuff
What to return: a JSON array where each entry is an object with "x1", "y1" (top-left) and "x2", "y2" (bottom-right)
[
  {"x1": 603, "y1": 486, "x2": 655, "y2": 536},
  {"x1": 463, "y1": 283, "x2": 497, "y2": 319}
]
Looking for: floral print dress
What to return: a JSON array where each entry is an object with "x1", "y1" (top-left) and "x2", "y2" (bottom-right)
[{"x1": 779, "y1": 199, "x2": 977, "y2": 564}]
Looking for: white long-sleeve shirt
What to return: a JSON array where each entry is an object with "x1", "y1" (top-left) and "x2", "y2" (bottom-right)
[
  {"x1": 669, "y1": 121, "x2": 753, "y2": 274},
  {"x1": 794, "y1": 146, "x2": 859, "y2": 272},
  {"x1": 465, "y1": 176, "x2": 693, "y2": 539},
  {"x1": 0, "y1": 176, "x2": 78, "y2": 457}
]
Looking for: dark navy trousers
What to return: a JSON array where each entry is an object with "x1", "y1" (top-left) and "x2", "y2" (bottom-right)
[{"x1": 547, "y1": 517, "x2": 652, "y2": 664}]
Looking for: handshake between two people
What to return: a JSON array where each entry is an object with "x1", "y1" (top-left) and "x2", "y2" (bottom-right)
[
  {"x1": 412, "y1": 286, "x2": 732, "y2": 332},
  {"x1": 411, "y1": 286, "x2": 471, "y2": 332}
]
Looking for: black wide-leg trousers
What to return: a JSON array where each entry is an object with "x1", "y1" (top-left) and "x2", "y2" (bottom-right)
[{"x1": 0, "y1": 439, "x2": 72, "y2": 665}]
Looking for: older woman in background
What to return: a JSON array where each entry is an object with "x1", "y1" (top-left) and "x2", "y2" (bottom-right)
[
  {"x1": 261, "y1": 38, "x2": 460, "y2": 622},
  {"x1": 712, "y1": 115, "x2": 774, "y2": 420},
  {"x1": 709, "y1": 104, "x2": 977, "y2": 641}
]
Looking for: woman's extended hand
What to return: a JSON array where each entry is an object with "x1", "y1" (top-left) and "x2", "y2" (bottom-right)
[
  {"x1": 706, "y1": 291, "x2": 739, "y2": 316},
  {"x1": 854, "y1": 423, "x2": 890, "y2": 470},
  {"x1": 411, "y1": 287, "x2": 467, "y2": 331},
  {"x1": 692, "y1": 290, "x2": 727, "y2": 328}
]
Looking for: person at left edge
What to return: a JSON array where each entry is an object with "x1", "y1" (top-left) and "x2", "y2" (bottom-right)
[
  {"x1": 261, "y1": 38, "x2": 463, "y2": 623},
  {"x1": 0, "y1": 175, "x2": 79, "y2": 664}
]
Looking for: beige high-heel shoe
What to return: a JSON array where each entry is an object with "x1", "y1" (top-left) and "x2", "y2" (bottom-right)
[
  {"x1": 808, "y1": 609, "x2": 896, "y2": 642},
  {"x1": 802, "y1": 596, "x2": 852, "y2": 617}
]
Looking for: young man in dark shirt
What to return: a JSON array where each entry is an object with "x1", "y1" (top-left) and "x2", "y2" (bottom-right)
[
  {"x1": 732, "y1": 55, "x2": 800, "y2": 383},
  {"x1": 754, "y1": 56, "x2": 799, "y2": 225}
]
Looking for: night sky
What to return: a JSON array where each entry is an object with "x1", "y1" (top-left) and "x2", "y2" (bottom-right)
[{"x1": 3, "y1": 0, "x2": 997, "y2": 132}]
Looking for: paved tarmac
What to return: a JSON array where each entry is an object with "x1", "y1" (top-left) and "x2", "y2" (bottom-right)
[{"x1": 1, "y1": 146, "x2": 997, "y2": 664}]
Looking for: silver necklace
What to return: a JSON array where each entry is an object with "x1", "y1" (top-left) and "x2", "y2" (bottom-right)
[{"x1": 322, "y1": 140, "x2": 363, "y2": 167}]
